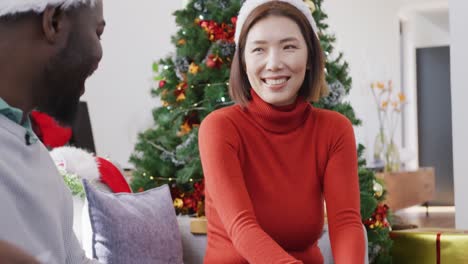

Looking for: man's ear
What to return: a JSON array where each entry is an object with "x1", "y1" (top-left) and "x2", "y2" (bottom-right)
[{"x1": 42, "y1": 6, "x2": 66, "y2": 44}]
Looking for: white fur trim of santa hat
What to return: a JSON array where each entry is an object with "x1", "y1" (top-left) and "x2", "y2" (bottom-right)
[
  {"x1": 235, "y1": 0, "x2": 318, "y2": 46},
  {"x1": 50, "y1": 146, "x2": 100, "y2": 181},
  {"x1": 0, "y1": 0, "x2": 97, "y2": 18},
  {"x1": 50, "y1": 146, "x2": 132, "y2": 193}
]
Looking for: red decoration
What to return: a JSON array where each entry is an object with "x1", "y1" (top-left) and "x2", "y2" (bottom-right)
[
  {"x1": 186, "y1": 111, "x2": 200, "y2": 127},
  {"x1": 364, "y1": 204, "x2": 390, "y2": 229},
  {"x1": 193, "y1": 180, "x2": 205, "y2": 200},
  {"x1": 170, "y1": 179, "x2": 205, "y2": 216},
  {"x1": 159, "y1": 80, "x2": 166, "y2": 88},
  {"x1": 206, "y1": 58, "x2": 216, "y2": 68},
  {"x1": 174, "y1": 82, "x2": 188, "y2": 97},
  {"x1": 198, "y1": 19, "x2": 235, "y2": 42},
  {"x1": 437, "y1": 232, "x2": 441, "y2": 264},
  {"x1": 30, "y1": 111, "x2": 72, "y2": 148},
  {"x1": 206, "y1": 54, "x2": 223, "y2": 69},
  {"x1": 183, "y1": 197, "x2": 197, "y2": 212},
  {"x1": 97, "y1": 157, "x2": 132, "y2": 193}
]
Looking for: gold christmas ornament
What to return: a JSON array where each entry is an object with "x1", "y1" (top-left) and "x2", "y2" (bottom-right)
[
  {"x1": 174, "y1": 198, "x2": 184, "y2": 209},
  {"x1": 189, "y1": 62, "x2": 200, "y2": 74},
  {"x1": 177, "y1": 38, "x2": 186, "y2": 46},
  {"x1": 177, "y1": 121, "x2": 192, "y2": 137},
  {"x1": 176, "y1": 81, "x2": 188, "y2": 91},
  {"x1": 176, "y1": 93, "x2": 186, "y2": 102},
  {"x1": 373, "y1": 180, "x2": 384, "y2": 198}
]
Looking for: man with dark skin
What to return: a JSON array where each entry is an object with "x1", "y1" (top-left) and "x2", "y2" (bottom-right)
[{"x1": 0, "y1": 1, "x2": 105, "y2": 263}]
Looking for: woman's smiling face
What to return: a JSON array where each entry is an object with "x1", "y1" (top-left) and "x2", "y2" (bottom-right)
[{"x1": 244, "y1": 15, "x2": 308, "y2": 106}]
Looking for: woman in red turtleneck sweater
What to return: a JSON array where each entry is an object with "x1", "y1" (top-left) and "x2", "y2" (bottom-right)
[{"x1": 198, "y1": 1, "x2": 365, "y2": 263}]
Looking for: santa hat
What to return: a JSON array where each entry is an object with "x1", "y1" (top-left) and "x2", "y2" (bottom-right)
[
  {"x1": 235, "y1": 0, "x2": 318, "y2": 46},
  {"x1": 0, "y1": 0, "x2": 97, "y2": 17},
  {"x1": 50, "y1": 146, "x2": 132, "y2": 193},
  {"x1": 31, "y1": 111, "x2": 73, "y2": 149}
]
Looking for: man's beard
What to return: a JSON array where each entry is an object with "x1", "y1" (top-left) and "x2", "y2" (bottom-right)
[{"x1": 35, "y1": 31, "x2": 94, "y2": 126}]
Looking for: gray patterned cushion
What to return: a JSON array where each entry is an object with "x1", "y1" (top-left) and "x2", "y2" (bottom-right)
[{"x1": 82, "y1": 180, "x2": 183, "y2": 264}]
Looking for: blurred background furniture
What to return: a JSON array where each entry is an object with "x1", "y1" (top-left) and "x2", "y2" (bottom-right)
[{"x1": 376, "y1": 167, "x2": 435, "y2": 211}]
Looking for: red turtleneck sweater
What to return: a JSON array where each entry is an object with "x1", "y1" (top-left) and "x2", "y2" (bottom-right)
[{"x1": 198, "y1": 91, "x2": 365, "y2": 264}]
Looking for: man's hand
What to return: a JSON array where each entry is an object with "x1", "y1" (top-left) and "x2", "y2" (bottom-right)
[{"x1": 0, "y1": 241, "x2": 39, "y2": 264}]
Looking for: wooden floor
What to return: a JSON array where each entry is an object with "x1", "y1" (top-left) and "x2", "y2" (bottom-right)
[{"x1": 392, "y1": 206, "x2": 455, "y2": 229}]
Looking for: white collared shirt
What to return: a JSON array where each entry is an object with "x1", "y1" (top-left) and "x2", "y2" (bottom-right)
[{"x1": 0, "y1": 114, "x2": 98, "y2": 264}]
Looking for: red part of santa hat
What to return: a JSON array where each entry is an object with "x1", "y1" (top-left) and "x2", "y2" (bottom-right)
[
  {"x1": 96, "y1": 157, "x2": 132, "y2": 193},
  {"x1": 31, "y1": 111, "x2": 72, "y2": 148}
]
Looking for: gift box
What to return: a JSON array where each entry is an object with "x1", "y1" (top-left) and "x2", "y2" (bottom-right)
[
  {"x1": 190, "y1": 217, "x2": 207, "y2": 235},
  {"x1": 390, "y1": 228, "x2": 468, "y2": 264}
]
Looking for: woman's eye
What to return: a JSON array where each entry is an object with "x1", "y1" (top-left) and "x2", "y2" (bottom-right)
[
  {"x1": 252, "y1": 47, "x2": 263, "y2": 53},
  {"x1": 284, "y1": 45, "x2": 297, "y2": 50}
]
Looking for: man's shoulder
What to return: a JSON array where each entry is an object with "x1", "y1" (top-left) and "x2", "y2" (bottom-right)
[{"x1": 0, "y1": 114, "x2": 26, "y2": 143}]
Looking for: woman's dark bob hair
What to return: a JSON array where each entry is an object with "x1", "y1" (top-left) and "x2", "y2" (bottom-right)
[{"x1": 229, "y1": 1, "x2": 328, "y2": 106}]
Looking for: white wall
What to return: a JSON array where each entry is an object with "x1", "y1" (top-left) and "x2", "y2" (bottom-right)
[
  {"x1": 81, "y1": 0, "x2": 182, "y2": 168},
  {"x1": 449, "y1": 0, "x2": 468, "y2": 229},
  {"x1": 322, "y1": 0, "x2": 402, "y2": 162}
]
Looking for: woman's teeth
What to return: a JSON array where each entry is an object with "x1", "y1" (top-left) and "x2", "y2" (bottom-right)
[{"x1": 264, "y1": 78, "x2": 288, "y2": 85}]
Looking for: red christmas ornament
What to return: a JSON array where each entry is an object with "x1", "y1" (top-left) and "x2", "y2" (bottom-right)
[
  {"x1": 199, "y1": 20, "x2": 209, "y2": 29},
  {"x1": 159, "y1": 80, "x2": 167, "y2": 88},
  {"x1": 183, "y1": 196, "x2": 197, "y2": 212},
  {"x1": 206, "y1": 57, "x2": 216, "y2": 68},
  {"x1": 206, "y1": 54, "x2": 223, "y2": 69},
  {"x1": 231, "y1": 16, "x2": 237, "y2": 25}
]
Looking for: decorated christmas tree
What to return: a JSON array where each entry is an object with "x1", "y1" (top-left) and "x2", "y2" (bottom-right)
[{"x1": 130, "y1": 0, "x2": 392, "y2": 262}]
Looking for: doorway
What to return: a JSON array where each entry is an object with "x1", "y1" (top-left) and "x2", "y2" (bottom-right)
[{"x1": 416, "y1": 46, "x2": 453, "y2": 206}]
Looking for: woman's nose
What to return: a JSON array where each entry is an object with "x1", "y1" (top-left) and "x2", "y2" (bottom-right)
[{"x1": 265, "y1": 50, "x2": 284, "y2": 71}]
